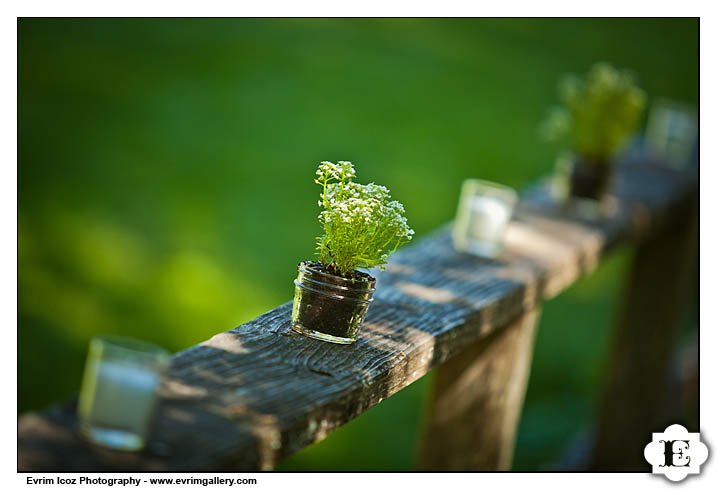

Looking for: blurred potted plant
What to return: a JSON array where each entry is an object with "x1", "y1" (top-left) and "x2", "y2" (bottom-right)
[
  {"x1": 541, "y1": 62, "x2": 647, "y2": 201},
  {"x1": 291, "y1": 161, "x2": 414, "y2": 344}
]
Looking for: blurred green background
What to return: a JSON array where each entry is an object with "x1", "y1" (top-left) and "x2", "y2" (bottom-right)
[{"x1": 18, "y1": 18, "x2": 698, "y2": 470}]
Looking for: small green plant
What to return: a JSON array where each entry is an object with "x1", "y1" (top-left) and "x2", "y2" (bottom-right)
[
  {"x1": 314, "y1": 161, "x2": 414, "y2": 277},
  {"x1": 541, "y1": 62, "x2": 647, "y2": 163}
]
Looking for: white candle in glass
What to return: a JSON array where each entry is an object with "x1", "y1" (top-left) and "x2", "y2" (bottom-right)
[
  {"x1": 86, "y1": 361, "x2": 160, "y2": 433},
  {"x1": 646, "y1": 98, "x2": 697, "y2": 170},
  {"x1": 468, "y1": 195, "x2": 512, "y2": 245},
  {"x1": 78, "y1": 336, "x2": 169, "y2": 451},
  {"x1": 453, "y1": 179, "x2": 517, "y2": 258}
]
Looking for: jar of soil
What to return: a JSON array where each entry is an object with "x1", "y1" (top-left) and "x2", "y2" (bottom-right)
[
  {"x1": 568, "y1": 156, "x2": 612, "y2": 201},
  {"x1": 291, "y1": 261, "x2": 376, "y2": 344}
]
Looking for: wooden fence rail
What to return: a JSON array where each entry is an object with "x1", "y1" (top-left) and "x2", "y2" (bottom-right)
[{"x1": 18, "y1": 150, "x2": 698, "y2": 472}]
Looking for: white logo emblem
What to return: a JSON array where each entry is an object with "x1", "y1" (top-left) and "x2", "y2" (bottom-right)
[{"x1": 644, "y1": 424, "x2": 709, "y2": 482}]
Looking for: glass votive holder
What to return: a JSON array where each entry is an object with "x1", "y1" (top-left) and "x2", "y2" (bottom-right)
[
  {"x1": 452, "y1": 178, "x2": 518, "y2": 258},
  {"x1": 645, "y1": 98, "x2": 698, "y2": 170},
  {"x1": 77, "y1": 336, "x2": 170, "y2": 451}
]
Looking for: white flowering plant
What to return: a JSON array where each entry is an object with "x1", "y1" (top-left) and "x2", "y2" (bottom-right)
[
  {"x1": 314, "y1": 161, "x2": 414, "y2": 277},
  {"x1": 541, "y1": 62, "x2": 647, "y2": 163}
]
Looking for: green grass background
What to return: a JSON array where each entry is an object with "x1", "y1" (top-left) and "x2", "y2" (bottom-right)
[{"x1": 18, "y1": 18, "x2": 698, "y2": 470}]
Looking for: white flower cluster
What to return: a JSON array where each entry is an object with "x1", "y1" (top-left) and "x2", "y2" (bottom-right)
[
  {"x1": 382, "y1": 200, "x2": 414, "y2": 238},
  {"x1": 315, "y1": 160, "x2": 355, "y2": 182},
  {"x1": 314, "y1": 161, "x2": 414, "y2": 275}
]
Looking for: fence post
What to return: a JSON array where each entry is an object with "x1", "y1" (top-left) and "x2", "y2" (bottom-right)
[
  {"x1": 418, "y1": 308, "x2": 541, "y2": 470},
  {"x1": 591, "y1": 195, "x2": 698, "y2": 470}
]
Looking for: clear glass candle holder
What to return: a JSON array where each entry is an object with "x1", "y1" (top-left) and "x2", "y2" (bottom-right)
[
  {"x1": 645, "y1": 98, "x2": 698, "y2": 170},
  {"x1": 77, "y1": 336, "x2": 170, "y2": 451},
  {"x1": 452, "y1": 179, "x2": 518, "y2": 258}
]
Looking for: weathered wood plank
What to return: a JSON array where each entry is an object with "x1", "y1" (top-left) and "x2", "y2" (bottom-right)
[
  {"x1": 18, "y1": 156, "x2": 697, "y2": 471},
  {"x1": 590, "y1": 192, "x2": 698, "y2": 470},
  {"x1": 418, "y1": 308, "x2": 541, "y2": 470}
]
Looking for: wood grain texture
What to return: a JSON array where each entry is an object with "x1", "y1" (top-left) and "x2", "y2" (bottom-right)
[
  {"x1": 418, "y1": 308, "x2": 541, "y2": 470},
  {"x1": 18, "y1": 155, "x2": 697, "y2": 471}
]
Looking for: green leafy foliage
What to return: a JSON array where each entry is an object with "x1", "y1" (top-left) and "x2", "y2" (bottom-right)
[
  {"x1": 314, "y1": 161, "x2": 414, "y2": 276},
  {"x1": 541, "y1": 62, "x2": 647, "y2": 162}
]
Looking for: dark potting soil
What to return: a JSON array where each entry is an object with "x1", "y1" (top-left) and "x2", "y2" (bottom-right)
[
  {"x1": 304, "y1": 260, "x2": 375, "y2": 283},
  {"x1": 569, "y1": 157, "x2": 611, "y2": 201}
]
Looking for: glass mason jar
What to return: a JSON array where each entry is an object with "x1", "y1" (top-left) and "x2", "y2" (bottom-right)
[
  {"x1": 452, "y1": 179, "x2": 517, "y2": 258},
  {"x1": 291, "y1": 261, "x2": 376, "y2": 344},
  {"x1": 567, "y1": 155, "x2": 612, "y2": 201},
  {"x1": 551, "y1": 153, "x2": 616, "y2": 219},
  {"x1": 77, "y1": 336, "x2": 170, "y2": 451}
]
